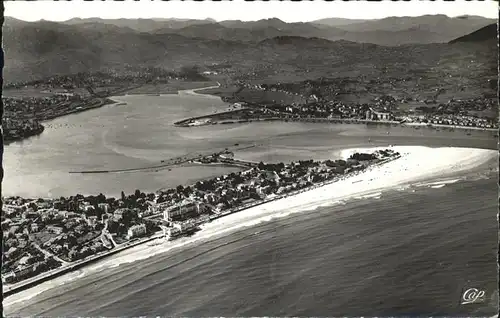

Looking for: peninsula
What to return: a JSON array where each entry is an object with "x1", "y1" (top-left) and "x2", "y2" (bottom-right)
[{"x1": 3, "y1": 148, "x2": 400, "y2": 295}]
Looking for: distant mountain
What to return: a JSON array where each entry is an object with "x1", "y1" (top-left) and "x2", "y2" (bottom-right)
[
  {"x1": 6, "y1": 15, "x2": 495, "y2": 46},
  {"x1": 3, "y1": 17, "x2": 27, "y2": 27},
  {"x1": 154, "y1": 20, "x2": 340, "y2": 43},
  {"x1": 2, "y1": 19, "x2": 496, "y2": 83},
  {"x1": 312, "y1": 18, "x2": 368, "y2": 27},
  {"x1": 335, "y1": 28, "x2": 446, "y2": 46},
  {"x1": 335, "y1": 14, "x2": 496, "y2": 39},
  {"x1": 62, "y1": 17, "x2": 215, "y2": 32},
  {"x1": 449, "y1": 23, "x2": 498, "y2": 43},
  {"x1": 151, "y1": 15, "x2": 496, "y2": 45}
]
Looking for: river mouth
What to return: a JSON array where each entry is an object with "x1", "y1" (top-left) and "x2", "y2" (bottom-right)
[{"x1": 3, "y1": 89, "x2": 497, "y2": 199}]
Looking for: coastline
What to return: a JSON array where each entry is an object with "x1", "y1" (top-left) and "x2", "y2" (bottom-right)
[
  {"x1": 4, "y1": 151, "x2": 395, "y2": 296},
  {"x1": 174, "y1": 111, "x2": 498, "y2": 132},
  {"x1": 3, "y1": 145, "x2": 497, "y2": 305},
  {"x1": 3, "y1": 82, "x2": 219, "y2": 144}
]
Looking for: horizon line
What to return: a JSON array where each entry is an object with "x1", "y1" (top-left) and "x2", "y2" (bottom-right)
[{"x1": 5, "y1": 13, "x2": 496, "y2": 24}]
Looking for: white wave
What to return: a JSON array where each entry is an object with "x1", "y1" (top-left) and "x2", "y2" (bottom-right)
[
  {"x1": 414, "y1": 178, "x2": 462, "y2": 188},
  {"x1": 430, "y1": 184, "x2": 446, "y2": 189},
  {"x1": 4, "y1": 146, "x2": 496, "y2": 308},
  {"x1": 354, "y1": 192, "x2": 383, "y2": 200}
]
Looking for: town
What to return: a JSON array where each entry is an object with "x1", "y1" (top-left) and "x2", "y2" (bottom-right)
[
  {"x1": 2, "y1": 67, "x2": 210, "y2": 143},
  {"x1": 2, "y1": 148, "x2": 400, "y2": 288},
  {"x1": 3, "y1": 67, "x2": 498, "y2": 145},
  {"x1": 179, "y1": 79, "x2": 498, "y2": 130}
]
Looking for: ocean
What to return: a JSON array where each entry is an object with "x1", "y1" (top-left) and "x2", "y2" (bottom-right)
[
  {"x1": 4, "y1": 171, "x2": 498, "y2": 316},
  {"x1": 3, "y1": 92, "x2": 498, "y2": 316}
]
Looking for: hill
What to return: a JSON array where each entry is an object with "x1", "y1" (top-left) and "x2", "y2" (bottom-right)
[
  {"x1": 336, "y1": 15, "x2": 496, "y2": 41},
  {"x1": 2, "y1": 20, "x2": 497, "y2": 87},
  {"x1": 449, "y1": 23, "x2": 498, "y2": 43},
  {"x1": 311, "y1": 18, "x2": 368, "y2": 27},
  {"x1": 63, "y1": 17, "x2": 216, "y2": 32},
  {"x1": 27, "y1": 15, "x2": 495, "y2": 46}
]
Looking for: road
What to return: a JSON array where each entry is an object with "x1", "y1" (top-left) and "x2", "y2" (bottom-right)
[{"x1": 33, "y1": 243, "x2": 68, "y2": 265}]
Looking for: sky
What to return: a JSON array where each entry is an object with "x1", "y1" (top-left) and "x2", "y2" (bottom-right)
[{"x1": 5, "y1": 0, "x2": 498, "y2": 22}]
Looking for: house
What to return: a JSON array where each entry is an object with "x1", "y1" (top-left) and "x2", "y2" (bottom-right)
[
  {"x1": 262, "y1": 170, "x2": 280, "y2": 183},
  {"x1": 30, "y1": 223, "x2": 40, "y2": 233},
  {"x1": 2, "y1": 219, "x2": 12, "y2": 230},
  {"x1": 36, "y1": 201, "x2": 52, "y2": 209},
  {"x1": 14, "y1": 265, "x2": 35, "y2": 280},
  {"x1": 19, "y1": 255, "x2": 34, "y2": 266},
  {"x1": 87, "y1": 216, "x2": 98, "y2": 227},
  {"x1": 82, "y1": 205, "x2": 95, "y2": 214},
  {"x1": 22, "y1": 210, "x2": 40, "y2": 219},
  {"x1": 114, "y1": 208, "x2": 129, "y2": 220},
  {"x1": 126, "y1": 224, "x2": 147, "y2": 239},
  {"x1": 2, "y1": 271, "x2": 17, "y2": 284},
  {"x1": 98, "y1": 203, "x2": 111, "y2": 214},
  {"x1": 46, "y1": 225, "x2": 64, "y2": 234},
  {"x1": 163, "y1": 200, "x2": 202, "y2": 221},
  {"x1": 370, "y1": 107, "x2": 391, "y2": 121},
  {"x1": 172, "y1": 221, "x2": 197, "y2": 232}
]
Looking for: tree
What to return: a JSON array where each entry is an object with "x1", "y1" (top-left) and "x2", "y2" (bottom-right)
[
  {"x1": 176, "y1": 185, "x2": 184, "y2": 194},
  {"x1": 97, "y1": 193, "x2": 106, "y2": 203},
  {"x1": 122, "y1": 210, "x2": 134, "y2": 227},
  {"x1": 183, "y1": 186, "x2": 193, "y2": 198},
  {"x1": 121, "y1": 191, "x2": 126, "y2": 201},
  {"x1": 258, "y1": 162, "x2": 266, "y2": 170}
]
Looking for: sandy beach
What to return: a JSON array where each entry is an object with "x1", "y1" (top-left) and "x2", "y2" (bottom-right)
[{"x1": 3, "y1": 145, "x2": 497, "y2": 308}]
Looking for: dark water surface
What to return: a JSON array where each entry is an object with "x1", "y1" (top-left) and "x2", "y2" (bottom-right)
[{"x1": 4, "y1": 175, "x2": 498, "y2": 316}]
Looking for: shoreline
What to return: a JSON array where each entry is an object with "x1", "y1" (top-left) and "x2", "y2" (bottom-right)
[
  {"x1": 174, "y1": 111, "x2": 498, "y2": 132},
  {"x1": 4, "y1": 153, "x2": 397, "y2": 296},
  {"x1": 3, "y1": 145, "x2": 497, "y2": 305},
  {"x1": 3, "y1": 82, "x2": 219, "y2": 144}
]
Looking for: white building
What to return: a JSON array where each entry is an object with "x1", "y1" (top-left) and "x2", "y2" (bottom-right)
[
  {"x1": 126, "y1": 224, "x2": 147, "y2": 239},
  {"x1": 163, "y1": 200, "x2": 201, "y2": 221},
  {"x1": 98, "y1": 203, "x2": 111, "y2": 213}
]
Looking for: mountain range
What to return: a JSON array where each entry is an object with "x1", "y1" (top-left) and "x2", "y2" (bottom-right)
[
  {"x1": 449, "y1": 23, "x2": 498, "y2": 43},
  {"x1": 6, "y1": 15, "x2": 494, "y2": 44},
  {"x1": 1, "y1": 15, "x2": 497, "y2": 83}
]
